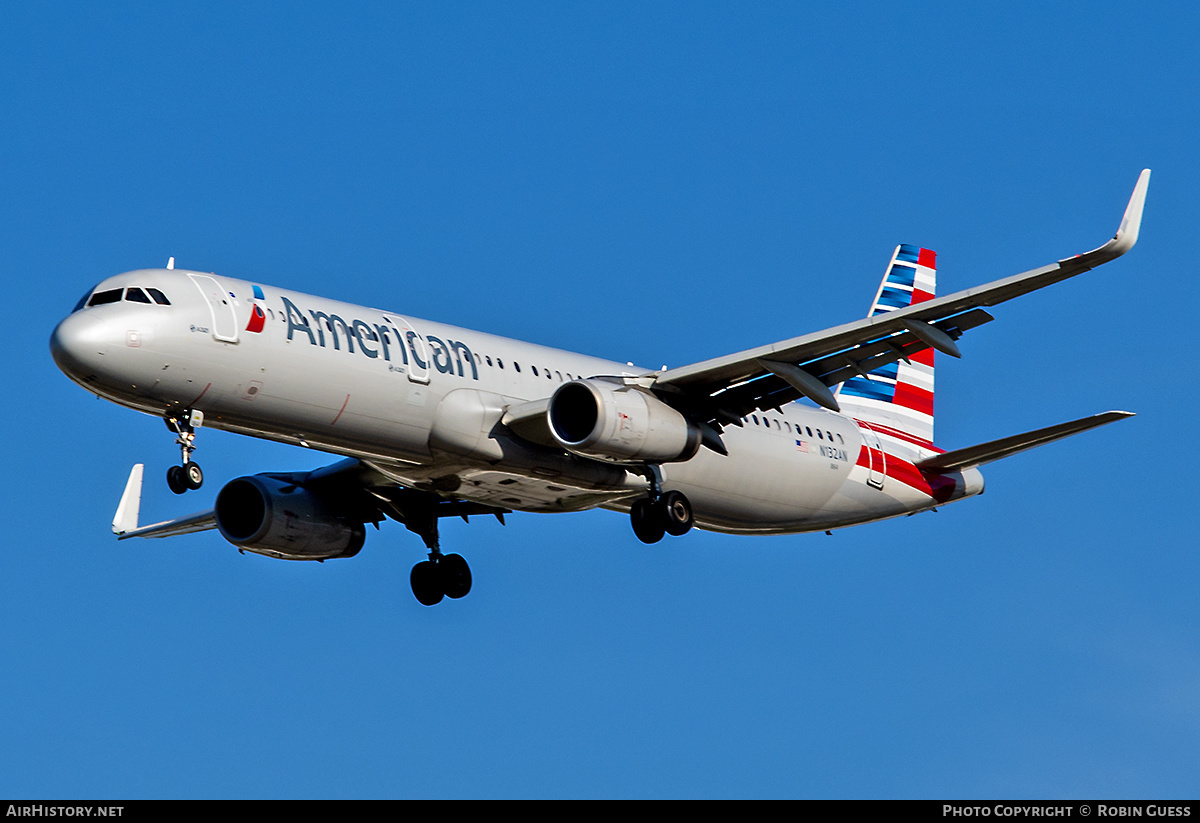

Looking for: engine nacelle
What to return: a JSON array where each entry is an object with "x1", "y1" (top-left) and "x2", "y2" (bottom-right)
[
  {"x1": 214, "y1": 475, "x2": 366, "y2": 561},
  {"x1": 547, "y1": 379, "x2": 702, "y2": 463}
]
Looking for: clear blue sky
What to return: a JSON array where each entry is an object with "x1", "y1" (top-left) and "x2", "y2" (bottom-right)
[{"x1": 3, "y1": 2, "x2": 1197, "y2": 799}]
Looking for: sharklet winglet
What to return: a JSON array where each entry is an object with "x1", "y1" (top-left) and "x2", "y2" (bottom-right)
[{"x1": 112, "y1": 464, "x2": 143, "y2": 535}]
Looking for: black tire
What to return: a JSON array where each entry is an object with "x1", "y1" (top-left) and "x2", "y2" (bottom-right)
[
  {"x1": 630, "y1": 497, "x2": 665, "y2": 544},
  {"x1": 410, "y1": 561, "x2": 444, "y2": 606},
  {"x1": 166, "y1": 465, "x2": 188, "y2": 495},
  {"x1": 440, "y1": 553, "x2": 472, "y2": 599},
  {"x1": 185, "y1": 461, "x2": 204, "y2": 490},
  {"x1": 660, "y1": 490, "x2": 694, "y2": 536}
]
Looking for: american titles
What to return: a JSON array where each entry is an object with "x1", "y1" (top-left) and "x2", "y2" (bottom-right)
[{"x1": 279, "y1": 295, "x2": 478, "y2": 380}]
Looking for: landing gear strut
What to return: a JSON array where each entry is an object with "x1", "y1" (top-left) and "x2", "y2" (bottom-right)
[
  {"x1": 629, "y1": 466, "x2": 694, "y2": 544},
  {"x1": 164, "y1": 409, "x2": 204, "y2": 494}
]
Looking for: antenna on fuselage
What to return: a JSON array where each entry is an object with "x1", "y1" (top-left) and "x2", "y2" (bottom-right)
[{"x1": 167, "y1": 257, "x2": 175, "y2": 270}]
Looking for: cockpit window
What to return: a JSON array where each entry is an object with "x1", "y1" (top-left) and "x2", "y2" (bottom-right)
[
  {"x1": 77, "y1": 285, "x2": 171, "y2": 310},
  {"x1": 86, "y1": 288, "x2": 123, "y2": 307}
]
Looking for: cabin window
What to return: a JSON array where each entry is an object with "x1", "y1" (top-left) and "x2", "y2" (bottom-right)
[
  {"x1": 497, "y1": 358, "x2": 504, "y2": 369},
  {"x1": 751, "y1": 415, "x2": 759, "y2": 425},
  {"x1": 486, "y1": 356, "x2": 493, "y2": 366},
  {"x1": 514, "y1": 362, "x2": 521, "y2": 373},
  {"x1": 532, "y1": 366, "x2": 539, "y2": 376}
]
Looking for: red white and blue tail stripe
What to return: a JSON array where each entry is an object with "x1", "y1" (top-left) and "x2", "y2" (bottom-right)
[{"x1": 837, "y1": 244, "x2": 937, "y2": 452}]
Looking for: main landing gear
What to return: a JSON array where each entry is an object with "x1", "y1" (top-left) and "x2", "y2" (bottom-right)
[
  {"x1": 629, "y1": 466, "x2": 694, "y2": 544},
  {"x1": 410, "y1": 552, "x2": 472, "y2": 607},
  {"x1": 164, "y1": 410, "x2": 204, "y2": 495},
  {"x1": 400, "y1": 502, "x2": 473, "y2": 606}
]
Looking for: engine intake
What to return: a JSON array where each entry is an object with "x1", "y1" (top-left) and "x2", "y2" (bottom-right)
[
  {"x1": 548, "y1": 379, "x2": 701, "y2": 463},
  {"x1": 214, "y1": 475, "x2": 365, "y2": 561}
]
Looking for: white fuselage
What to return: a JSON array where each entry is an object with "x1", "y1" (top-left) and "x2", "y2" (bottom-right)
[{"x1": 51, "y1": 268, "x2": 983, "y2": 534}]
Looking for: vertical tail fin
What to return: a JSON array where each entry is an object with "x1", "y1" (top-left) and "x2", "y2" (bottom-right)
[{"x1": 837, "y1": 244, "x2": 937, "y2": 450}]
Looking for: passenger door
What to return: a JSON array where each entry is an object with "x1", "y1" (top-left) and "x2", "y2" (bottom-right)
[{"x1": 188, "y1": 274, "x2": 239, "y2": 343}]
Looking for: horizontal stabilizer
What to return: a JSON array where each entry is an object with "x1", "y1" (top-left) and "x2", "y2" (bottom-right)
[
  {"x1": 112, "y1": 463, "x2": 217, "y2": 540},
  {"x1": 917, "y1": 411, "x2": 1134, "y2": 472}
]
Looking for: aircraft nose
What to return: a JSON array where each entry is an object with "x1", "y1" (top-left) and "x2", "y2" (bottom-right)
[{"x1": 50, "y1": 310, "x2": 112, "y2": 380}]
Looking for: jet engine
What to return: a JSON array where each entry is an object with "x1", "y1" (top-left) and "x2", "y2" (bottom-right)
[
  {"x1": 547, "y1": 379, "x2": 702, "y2": 463},
  {"x1": 214, "y1": 474, "x2": 366, "y2": 561}
]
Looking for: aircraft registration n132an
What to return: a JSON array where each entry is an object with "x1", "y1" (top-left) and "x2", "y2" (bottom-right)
[{"x1": 50, "y1": 170, "x2": 1149, "y2": 605}]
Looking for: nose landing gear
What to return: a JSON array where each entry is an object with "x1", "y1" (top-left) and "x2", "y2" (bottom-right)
[{"x1": 164, "y1": 410, "x2": 205, "y2": 494}]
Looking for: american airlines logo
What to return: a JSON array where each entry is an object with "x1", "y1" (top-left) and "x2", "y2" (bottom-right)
[{"x1": 245, "y1": 284, "x2": 266, "y2": 333}]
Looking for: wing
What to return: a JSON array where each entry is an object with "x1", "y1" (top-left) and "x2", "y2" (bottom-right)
[
  {"x1": 112, "y1": 463, "x2": 218, "y2": 539},
  {"x1": 112, "y1": 459, "x2": 510, "y2": 543},
  {"x1": 651, "y1": 170, "x2": 1150, "y2": 432}
]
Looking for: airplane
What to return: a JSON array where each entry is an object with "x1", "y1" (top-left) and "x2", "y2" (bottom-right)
[{"x1": 50, "y1": 170, "x2": 1150, "y2": 605}]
